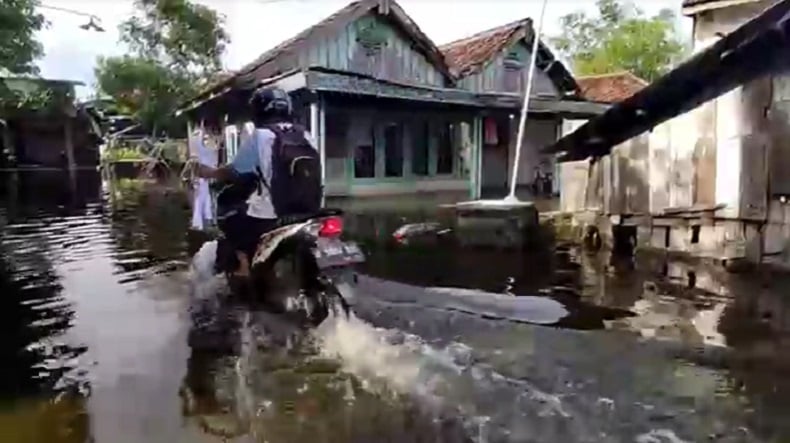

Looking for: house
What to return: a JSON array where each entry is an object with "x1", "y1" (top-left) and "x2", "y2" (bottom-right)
[
  {"x1": 0, "y1": 75, "x2": 100, "y2": 170},
  {"x1": 177, "y1": 0, "x2": 608, "y2": 199},
  {"x1": 575, "y1": 72, "x2": 649, "y2": 104},
  {"x1": 547, "y1": 0, "x2": 790, "y2": 267}
]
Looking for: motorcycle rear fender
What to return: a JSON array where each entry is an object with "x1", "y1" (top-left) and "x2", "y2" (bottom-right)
[{"x1": 251, "y1": 221, "x2": 312, "y2": 266}]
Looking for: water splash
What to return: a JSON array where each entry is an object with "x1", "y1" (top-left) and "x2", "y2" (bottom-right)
[{"x1": 314, "y1": 313, "x2": 575, "y2": 442}]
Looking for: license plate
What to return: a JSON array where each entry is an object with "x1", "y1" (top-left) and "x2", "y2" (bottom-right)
[{"x1": 313, "y1": 240, "x2": 365, "y2": 268}]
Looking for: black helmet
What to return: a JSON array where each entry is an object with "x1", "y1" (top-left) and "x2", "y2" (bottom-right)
[{"x1": 249, "y1": 85, "x2": 293, "y2": 123}]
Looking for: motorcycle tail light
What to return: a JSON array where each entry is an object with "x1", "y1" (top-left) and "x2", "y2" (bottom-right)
[{"x1": 318, "y1": 216, "x2": 343, "y2": 237}]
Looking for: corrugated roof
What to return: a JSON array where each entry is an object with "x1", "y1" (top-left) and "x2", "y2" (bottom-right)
[
  {"x1": 576, "y1": 72, "x2": 649, "y2": 103},
  {"x1": 440, "y1": 18, "x2": 529, "y2": 77}
]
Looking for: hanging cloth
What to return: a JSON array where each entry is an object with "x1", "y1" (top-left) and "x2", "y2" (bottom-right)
[
  {"x1": 189, "y1": 129, "x2": 218, "y2": 230},
  {"x1": 484, "y1": 117, "x2": 499, "y2": 145}
]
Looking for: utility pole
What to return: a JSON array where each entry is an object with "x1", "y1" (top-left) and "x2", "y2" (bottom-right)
[{"x1": 505, "y1": 0, "x2": 549, "y2": 203}]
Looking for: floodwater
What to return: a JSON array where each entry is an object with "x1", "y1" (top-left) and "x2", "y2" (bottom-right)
[{"x1": 2, "y1": 171, "x2": 790, "y2": 442}]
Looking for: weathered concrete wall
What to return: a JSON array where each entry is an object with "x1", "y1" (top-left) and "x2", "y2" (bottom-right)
[
  {"x1": 559, "y1": 159, "x2": 589, "y2": 213},
  {"x1": 554, "y1": 0, "x2": 790, "y2": 265}
]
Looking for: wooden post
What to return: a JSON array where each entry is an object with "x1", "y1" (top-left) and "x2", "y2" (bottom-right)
[
  {"x1": 473, "y1": 116, "x2": 484, "y2": 199},
  {"x1": 64, "y1": 117, "x2": 76, "y2": 180},
  {"x1": 0, "y1": 119, "x2": 13, "y2": 167},
  {"x1": 311, "y1": 99, "x2": 326, "y2": 203}
]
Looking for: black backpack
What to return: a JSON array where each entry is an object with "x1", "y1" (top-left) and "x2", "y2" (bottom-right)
[{"x1": 259, "y1": 123, "x2": 322, "y2": 217}]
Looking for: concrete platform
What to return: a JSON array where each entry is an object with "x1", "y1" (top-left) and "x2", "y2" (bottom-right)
[{"x1": 440, "y1": 199, "x2": 540, "y2": 249}]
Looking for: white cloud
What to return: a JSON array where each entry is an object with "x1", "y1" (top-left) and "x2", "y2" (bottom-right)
[{"x1": 35, "y1": 0, "x2": 691, "y2": 99}]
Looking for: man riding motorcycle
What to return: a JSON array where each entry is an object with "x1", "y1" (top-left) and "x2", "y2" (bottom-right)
[{"x1": 194, "y1": 86, "x2": 321, "y2": 278}]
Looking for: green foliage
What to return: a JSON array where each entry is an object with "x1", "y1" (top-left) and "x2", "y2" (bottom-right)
[
  {"x1": 95, "y1": 56, "x2": 193, "y2": 135},
  {"x1": 95, "y1": 0, "x2": 229, "y2": 137},
  {"x1": 102, "y1": 146, "x2": 146, "y2": 162},
  {"x1": 551, "y1": 0, "x2": 686, "y2": 82},
  {"x1": 0, "y1": 0, "x2": 53, "y2": 115},
  {"x1": 0, "y1": 0, "x2": 46, "y2": 75}
]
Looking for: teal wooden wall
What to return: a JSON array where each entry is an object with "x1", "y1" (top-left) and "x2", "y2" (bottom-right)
[
  {"x1": 296, "y1": 13, "x2": 447, "y2": 87},
  {"x1": 457, "y1": 40, "x2": 558, "y2": 96}
]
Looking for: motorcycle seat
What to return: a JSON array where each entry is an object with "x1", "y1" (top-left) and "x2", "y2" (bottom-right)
[{"x1": 275, "y1": 208, "x2": 344, "y2": 227}]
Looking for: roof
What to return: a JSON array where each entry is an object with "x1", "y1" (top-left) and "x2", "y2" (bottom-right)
[
  {"x1": 546, "y1": 0, "x2": 790, "y2": 161},
  {"x1": 441, "y1": 18, "x2": 528, "y2": 77},
  {"x1": 682, "y1": 0, "x2": 765, "y2": 15},
  {"x1": 0, "y1": 75, "x2": 84, "y2": 87},
  {"x1": 575, "y1": 72, "x2": 649, "y2": 103},
  {"x1": 193, "y1": 0, "x2": 454, "y2": 102},
  {"x1": 439, "y1": 18, "x2": 579, "y2": 95},
  {"x1": 179, "y1": 66, "x2": 609, "y2": 118}
]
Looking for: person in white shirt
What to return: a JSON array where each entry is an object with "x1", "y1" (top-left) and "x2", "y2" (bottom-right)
[{"x1": 195, "y1": 86, "x2": 319, "y2": 277}]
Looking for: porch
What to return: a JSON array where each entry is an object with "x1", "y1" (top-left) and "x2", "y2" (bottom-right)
[{"x1": 181, "y1": 67, "x2": 607, "y2": 199}]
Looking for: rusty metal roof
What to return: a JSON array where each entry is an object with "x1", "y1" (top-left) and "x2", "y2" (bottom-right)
[
  {"x1": 576, "y1": 72, "x2": 649, "y2": 103},
  {"x1": 440, "y1": 18, "x2": 529, "y2": 77}
]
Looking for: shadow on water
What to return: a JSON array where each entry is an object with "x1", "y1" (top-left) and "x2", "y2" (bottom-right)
[{"x1": 4, "y1": 174, "x2": 790, "y2": 441}]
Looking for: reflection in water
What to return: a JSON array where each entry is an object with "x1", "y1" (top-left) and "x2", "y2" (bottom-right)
[
  {"x1": 0, "y1": 173, "x2": 94, "y2": 442},
  {"x1": 3, "y1": 172, "x2": 790, "y2": 441}
]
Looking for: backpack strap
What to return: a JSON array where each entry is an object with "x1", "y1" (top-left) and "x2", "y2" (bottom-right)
[{"x1": 251, "y1": 126, "x2": 280, "y2": 196}]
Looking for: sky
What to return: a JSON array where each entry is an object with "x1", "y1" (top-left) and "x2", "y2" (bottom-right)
[{"x1": 34, "y1": 0, "x2": 693, "y2": 99}]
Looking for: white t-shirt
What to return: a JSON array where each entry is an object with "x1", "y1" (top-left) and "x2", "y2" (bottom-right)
[{"x1": 233, "y1": 124, "x2": 318, "y2": 219}]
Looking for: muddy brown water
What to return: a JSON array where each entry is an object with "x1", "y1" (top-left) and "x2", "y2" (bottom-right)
[{"x1": 2, "y1": 171, "x2": 790, "y2": 442}]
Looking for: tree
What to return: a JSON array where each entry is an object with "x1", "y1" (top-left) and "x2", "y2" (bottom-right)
[
  {"x1": 94, "y1": 0, "x2": 229, "y2": 136},
  {"x1": 0, "y1": 0, "x2": 46, "y2": 75},
  {"x1": 0, "y1": 0, "x2": 51, "y2": 115},
  {"x1": 551, "y1": 0, "x2": 686, "y2": 82}
]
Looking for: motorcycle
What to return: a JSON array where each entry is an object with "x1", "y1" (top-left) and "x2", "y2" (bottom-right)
[{"x1": 209, "y1": 208, "x2": 365, "y2": 327}]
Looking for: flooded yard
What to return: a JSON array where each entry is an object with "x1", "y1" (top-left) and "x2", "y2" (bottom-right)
[{"x1": 2, "y1": 171, "x2": 790, "y2": 442}]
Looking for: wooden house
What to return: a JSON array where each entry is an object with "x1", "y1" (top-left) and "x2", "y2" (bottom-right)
[
  {"x1": 549, "y1": 0, "x2": 790, "y2": 268},
  {"x1": 178, "y1": 0, "x2": 607, "y2": 199},
  {"x1": 0, "y1": 76, "x2": 100, "y2": 171}
]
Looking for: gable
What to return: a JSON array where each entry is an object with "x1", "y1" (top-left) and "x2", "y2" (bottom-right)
[
  {"x1": 456, "y1": 39, "x2": 560, "y2": 96},
  {"x1": 295, "y1": 12, "x2": 448, "y2": 87},
  {"x1": 221, "y1": 0, "x2": 453, "y2": 92}
]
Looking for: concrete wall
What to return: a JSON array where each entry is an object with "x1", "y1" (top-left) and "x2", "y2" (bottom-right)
[{"x1": 556, "y1": 0, "x2": 790, "y2": 264}]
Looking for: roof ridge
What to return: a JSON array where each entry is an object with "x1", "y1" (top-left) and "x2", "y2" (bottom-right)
[
  {"x1": 237, "y1": 0, "x2": 369, "y2": 78},
  {"x1": 439, "y1": 17, "x2": 530, "y2": 49},
  {"x1": 577, "y1": 71, "x2": 648, "y2": 84}
]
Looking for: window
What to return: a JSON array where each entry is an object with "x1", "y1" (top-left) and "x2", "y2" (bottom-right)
[
  {"x1": 354, "y1": 144, "x2": 375, "y2": 178},
  {"x1": 411, "y1": 122, "x2": 429, "y2": 176},
  {"x1": 384, "y1": 123, "x2": 404, "y2": 177},
  {"x1": 436, "y1": 123, "x2": 453, "y2": 175},
  {"x1": 504, "y1": 64, "x2": 523, "y2": 92}
]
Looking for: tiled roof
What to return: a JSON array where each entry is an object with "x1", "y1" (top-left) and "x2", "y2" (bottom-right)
[
  {"x1": 439, "y1": 18, "x2": 529, "y2": 77},
  {"x1": 576, "y1": 71, "x2": 649, "y2": 103}
]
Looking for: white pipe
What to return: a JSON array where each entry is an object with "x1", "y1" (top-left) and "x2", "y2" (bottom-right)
[{"x1": 506, "y1": 0, "x2": 549, "y2": 202}]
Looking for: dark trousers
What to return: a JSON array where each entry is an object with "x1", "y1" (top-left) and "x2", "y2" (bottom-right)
[{"x1": 219, "y1": 212, "x2": 278, "y2": 260}]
